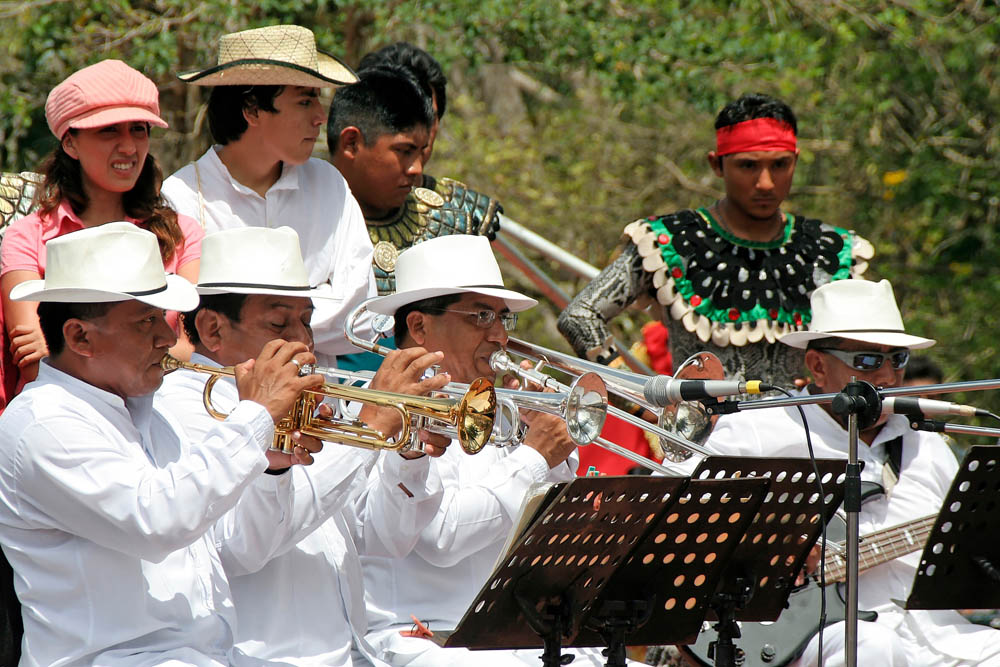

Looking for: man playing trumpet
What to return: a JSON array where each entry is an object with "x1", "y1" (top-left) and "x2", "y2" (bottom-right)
[
  {"x1": 359, "y1": 235, "x2": 640, "y2": 666},
  {"x1": 0, "y1": 223, "x2": 323, "y2": 665},
  {"x1": 155, "y1": 225, "x2": 456, "y2": 665}
]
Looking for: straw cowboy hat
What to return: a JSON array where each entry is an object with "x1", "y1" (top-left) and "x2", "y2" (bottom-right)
[
  {"x1": 10, "y1": 222, "x2": 198, "y2": 311},
  {"x1": 366, "y1": 235, "x2": 537, "y2": 316},
  {"x1": 178, "y1": 24, "x2": 357, "y2": 88},
  {"x1": 196, "y1": 226, "x2": 331, "y2": 299},
  {"x1": 780, "y1": 279, "x2": 935, "y2": 350}
]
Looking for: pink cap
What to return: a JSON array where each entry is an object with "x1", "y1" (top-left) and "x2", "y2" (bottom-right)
[{"x1": 45, "y1": 59, "x2": 168, "y2": 140}]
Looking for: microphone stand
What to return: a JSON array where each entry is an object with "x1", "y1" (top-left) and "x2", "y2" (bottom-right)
[
  {"x1": 703, "y1": 375, "x2": 1000, "y2": 667},
  {"x1": 828, "y1": 379, "x2": 881, "y2": 667},
  {"x1": 712, "y1": 377, "x2": 1000, "y2": 414}
]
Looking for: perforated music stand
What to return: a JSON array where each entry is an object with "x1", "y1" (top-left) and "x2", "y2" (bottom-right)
[
  {"x1": 682, "y1": 456, "x2": 847, "y2": 666},
  {"x1": 906, "y1": 445, "x2": 1000, "y2": 610},
  {"x1": 574, "y1": 477, "x2": 770, "y2": 665},
  {"x1": 439, "y1": 474, "x2": 770, "y2": 667}
]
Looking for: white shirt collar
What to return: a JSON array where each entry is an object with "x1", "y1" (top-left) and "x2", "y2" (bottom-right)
[{"x1": 208, "y1": 145, "x2": 301, "y2": 196}]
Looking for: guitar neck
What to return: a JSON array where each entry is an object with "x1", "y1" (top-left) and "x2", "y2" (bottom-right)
[{"x1": 824, "y1": 514, "x2": 937, "y2": 583}]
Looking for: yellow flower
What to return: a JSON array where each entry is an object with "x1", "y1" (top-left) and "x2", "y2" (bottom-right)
[{"x1": 883, "y1": 170, "x2": 908, "y2": 187}]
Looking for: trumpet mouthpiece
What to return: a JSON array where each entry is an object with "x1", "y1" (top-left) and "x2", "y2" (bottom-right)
[{"x1": 160, "y1": 355, "x2": 183, "y2": 372}]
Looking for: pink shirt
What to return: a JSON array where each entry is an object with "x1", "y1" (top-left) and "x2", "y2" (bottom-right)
[
  {"x1": 1, "y1": 200, "x2": 202, "y2": 275},
  {"x1": 0, "y1": 200, "x2": 203, "y2": 411}
]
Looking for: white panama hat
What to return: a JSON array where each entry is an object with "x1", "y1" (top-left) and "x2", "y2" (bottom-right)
[
  {"x1": 196, "y1": 226, "x2": 330, "y2": 299},
  {"x1": 366, "y1": 235, "x2": 537, "y2": 316},
  {"x1": 10, "y1": 222, "x2": 198, "y2": 311},
  {"x1": 178, "y1": 24, "x2": 357, "y2": 88},
  {"x1": 780, "y1": 279, "x2": 935, "y2": 350}
]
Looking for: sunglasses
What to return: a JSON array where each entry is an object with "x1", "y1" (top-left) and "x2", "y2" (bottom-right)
[{"x1": 815, "y1": 347, "x2": 910, "y2": 371}]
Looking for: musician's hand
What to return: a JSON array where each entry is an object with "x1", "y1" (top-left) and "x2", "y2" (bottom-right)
[
  {"x1": 235, "y1": 339, "x2": 321, "y2": 423},
  {"x1": 360, "y1": 347, "x2": 449, "y2": 440},
  {"x1": 501, "y1": 359, "x2": 542, "y2": 392},
  {"x1": 399, "y1": 429, "x2": 452, "y2": 459},
  {"x1": 266, "y1": 432, "x2": 324, "y2": 469},
  {"x1": 522, "y1": 411, "x2": 577, "y2": 468},
  {"x1": 795, "y1": 543, "x2": 823, "y2": 586}
]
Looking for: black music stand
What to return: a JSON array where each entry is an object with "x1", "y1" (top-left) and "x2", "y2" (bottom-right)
[
  {"x1": 906, "y1": 445, "x2": 1000, "y2": 610},
  {"x1": 437, "y1": 474, "x2": 770, "y2": 667},
  {"x1": 684, "y1": 456, "x2": 848, "y2": 666}
]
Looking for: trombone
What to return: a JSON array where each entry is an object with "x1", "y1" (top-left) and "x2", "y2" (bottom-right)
[
  {"x1": 300, "y1": 362, "x2": 608, "y2": 447},
  {"x1": 160, "y1": 355, "x2": 497, "y2": 455},
  {"x1": 344, "y1": 302, "x2": 695, "y2": 474}
]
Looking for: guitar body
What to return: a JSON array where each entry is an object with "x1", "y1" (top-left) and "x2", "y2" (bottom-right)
[{"x1": 679, "y1": 507, "x2": 888, "y2": 667}]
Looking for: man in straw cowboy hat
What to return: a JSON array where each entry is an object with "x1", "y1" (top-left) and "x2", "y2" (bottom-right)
[
  {"x1": 358, "y1": 235, "x2": 643, "y2": 666},
  {"x1": 0, "y1": 222, "x2": 328, "y2": 665},
  {"x1": 679, "y1": 279, "x2": 1000, "y2": 666},
  {"x1": 156, "y1": 225, "x2": 454, "y2": 665},
  {"x1": 162, "y1": 24, "x2": 378, "y2": 370}
]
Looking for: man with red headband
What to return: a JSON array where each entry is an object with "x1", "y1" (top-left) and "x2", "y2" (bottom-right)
[{"x1": 559, "y1": 94, "x2": 873, "y2": 459}]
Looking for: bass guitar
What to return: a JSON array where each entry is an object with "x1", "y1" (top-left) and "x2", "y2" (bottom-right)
[{"x1": 681, "y1": 512, "x2": 936, "y2": 666}]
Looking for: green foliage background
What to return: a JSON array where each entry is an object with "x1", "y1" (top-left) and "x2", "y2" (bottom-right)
[{"x1": 2, "y1": 0, "x2": 999, "y2": 428}]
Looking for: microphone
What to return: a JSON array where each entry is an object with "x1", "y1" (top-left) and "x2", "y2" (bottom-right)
[
  {"x1": 881, "y1": 396, "x2": 988, "y2": 419},
  {"x1": 643, "y1": 376, "x2": 775, "y2": 406}
]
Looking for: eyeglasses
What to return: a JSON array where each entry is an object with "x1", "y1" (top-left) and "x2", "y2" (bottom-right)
[
  {"x1": 425, "y1": 308, "x2": 517, "y2": 331},
  {"x1": 815, "y1": 348, "x2": 910, "y2": 371}
]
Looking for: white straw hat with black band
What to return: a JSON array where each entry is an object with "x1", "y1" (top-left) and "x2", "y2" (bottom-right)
[
  {"x1": 780, "y1": 279, "x2": 935, "y2": 350},
  {"x1": 196, "y1": 226, "x2": 332, "y2": 299},
  {"x1": 365, "y1": 235, "x2": 537, "y2": 316},
  {"x1": 178, "y1": 24, "x2": 357, "y2": 88},
  {"x1": 10, "y1": 222, "x2": 198, "y2": 311}
]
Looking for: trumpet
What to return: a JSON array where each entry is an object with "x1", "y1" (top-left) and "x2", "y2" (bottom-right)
[
  {"x1": 159, "y1": 355, "x2": 497, "y2": 455},
  {"x1": 298, "y1": 362, "x2": 606, "y2": 447},
  {"x1": 344, "y1": 302, "x2": 612, "y2": 446}
]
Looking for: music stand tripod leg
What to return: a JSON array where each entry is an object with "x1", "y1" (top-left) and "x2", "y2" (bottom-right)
[
  {"x1": 706, "y1": 574, "x2": 753, "y2": 667},
  {"x1": 516, "y1": 590, "x2": 575, "y2": 667}
]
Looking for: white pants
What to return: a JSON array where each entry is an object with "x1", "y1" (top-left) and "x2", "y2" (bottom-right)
[{"x1": 367, "y1": 628, "x2": 644, "y2": 666}]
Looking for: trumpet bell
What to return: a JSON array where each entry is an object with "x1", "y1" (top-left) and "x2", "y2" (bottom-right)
[{"x1": 455, "y1": 378, "x2": 498, "y2": 454}]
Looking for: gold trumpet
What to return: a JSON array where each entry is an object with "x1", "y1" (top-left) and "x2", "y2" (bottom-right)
[{"x1": 159, "y1": 356, "x2": 497, "y2": 455}]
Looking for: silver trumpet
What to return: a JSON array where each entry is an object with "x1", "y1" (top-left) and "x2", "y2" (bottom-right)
[{"x1": 343, "y1": 301, "x2": 610, "y2": 447}]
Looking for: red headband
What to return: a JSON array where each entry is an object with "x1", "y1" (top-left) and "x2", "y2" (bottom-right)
[{"x1": 715, "y1": 117, "x2": 797, "y2": 156}]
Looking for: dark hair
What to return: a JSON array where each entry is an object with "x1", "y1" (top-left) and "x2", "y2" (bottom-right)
[
  {"x1": 181, "y1": 293, "x2": 249, "y2": 346},
  {"x1": 358, "y1": 42, "x2": 447, "y2": 119},
  {"x1": 36, "y1": 136, "x2": 185, "y2": 265},
  {"x1": 906, "y1": 356, "x2": 943, "y2": 383},
  {"x1": 37, "y1": 301, "x2": 116, "y2": 357},
  {"x1": 326, "y1": 65, "x2": 434, "y2": 154},
  {"x1": 394, "y1": 293, "x2": 463, "y2": 343},
  {"x1": 714, "y1": 93, "x2": 798, "y2": 134},
  {"x1": 206, "y1": 85, "x2": 285, "y2": 145}
]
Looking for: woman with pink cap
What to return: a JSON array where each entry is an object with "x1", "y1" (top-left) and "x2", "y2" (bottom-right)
[{"x1": 0, "y1": 59, "x2": 203, "y2": 410}]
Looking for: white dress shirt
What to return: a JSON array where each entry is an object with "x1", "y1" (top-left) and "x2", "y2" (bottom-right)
[
  {"x1": 156, "y1": 354, "x2": 444, "y2": 666},
  {"x1": 703, "y1": 388, "x2": 1000, "y2": 666},
  {"x1": 161, "y1": 148, "x2": 377, "y2": 364},
  {"x1": 0, "y1": 361, "x2": 279, "y2": 667}
]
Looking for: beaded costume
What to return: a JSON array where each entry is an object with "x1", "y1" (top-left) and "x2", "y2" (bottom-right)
[
  {"x1": 366, "y1": 174, "x2": 501, "y2": 294},
  {"x1": 0, "y1": 172, "x2": 41, "y2": 236},
  {"x1": 558, "y1": 208, "x2": 873, "y2": 389}
]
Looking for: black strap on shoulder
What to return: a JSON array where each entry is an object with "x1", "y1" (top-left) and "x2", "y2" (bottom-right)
[{"x1": 885, "y1": 435, "x2": 904, "y2": 480}]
